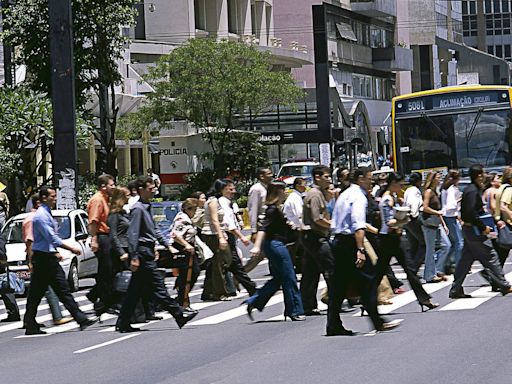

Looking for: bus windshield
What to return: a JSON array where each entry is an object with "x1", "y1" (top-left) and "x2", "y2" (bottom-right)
[{"x1": 395, "y1": 108, "x2": 512, "y2": 174}]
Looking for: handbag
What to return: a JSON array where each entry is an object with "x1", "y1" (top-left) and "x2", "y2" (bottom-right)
[
  {"x1": 497, "y1": 225, "x2": 512, "y2": 249},
  {"x1": 195, "y1": 235, "x2": 213, "y2": 265},
  {"x1": 0, "y1": 264, "x2": 25, "y2": 295},
  {"x1": 419, "y1": 212, "x2": 441, "y2": 228},
  {"x1": 113, "y1": 270, "x2": 132, "y2": 293}
]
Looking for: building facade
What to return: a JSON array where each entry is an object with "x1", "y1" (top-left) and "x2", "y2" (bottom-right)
[{"x1": 462, "y1": 0, "x2": 512, "y2": 62}]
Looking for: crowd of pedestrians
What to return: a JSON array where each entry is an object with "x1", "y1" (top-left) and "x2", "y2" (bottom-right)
[{"x1": 4, "y1": 162, "x2": 512, "y2": 337}]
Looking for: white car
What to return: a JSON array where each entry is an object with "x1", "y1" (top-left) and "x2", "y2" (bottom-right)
[
  {"x1": 2, "y1": 209, "x2": 98, "y2": 292},
  {"x1": 276, "y1": 161, "x2": 319, "y2": 186}
]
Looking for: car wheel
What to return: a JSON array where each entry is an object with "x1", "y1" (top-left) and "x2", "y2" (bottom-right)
[{"x1": 68, "y1": 260, "x2": 79, "y2": 292}]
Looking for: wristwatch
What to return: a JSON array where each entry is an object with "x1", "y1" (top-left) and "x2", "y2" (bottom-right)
[{"x1": 357, "y1": 247, "x2": 366, "y2": 254}]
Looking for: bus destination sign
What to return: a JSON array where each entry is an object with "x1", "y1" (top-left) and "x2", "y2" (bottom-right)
[{"x1": 395, "y1": 90, "x2": 509, "y2": 114}]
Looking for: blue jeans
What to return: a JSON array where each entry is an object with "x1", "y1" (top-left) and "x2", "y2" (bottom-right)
[
  {"x1": 247, "y1": 240, "x2": 304, "y2": 317},
  {"x1": 444, "y1": 217, "x2": 463, "y2": 267},
  {"x1": 46, "y1": 286, "x2": 63, "y2": 321},
  {"x1": 422, "y1": 225, "x2": 451, "y2": 281}
]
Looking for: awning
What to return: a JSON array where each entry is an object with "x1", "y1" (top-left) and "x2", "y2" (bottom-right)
[{"x1": 336, "y1": 22, "x2": 357, "y2": 42}]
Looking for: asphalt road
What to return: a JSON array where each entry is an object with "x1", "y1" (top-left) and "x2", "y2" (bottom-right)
[{"x1": 2, "y1": 260, "x2": 512, "y2": 384}]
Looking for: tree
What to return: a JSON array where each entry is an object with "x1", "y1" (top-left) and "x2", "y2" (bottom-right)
[
  {"x1": 202, "y1": 131, "x2": 270, "y2": 180},
  {"x1": 0, "y1": 86, "x2": 92, "y2": 212},
  {"x1": 140, "y1": 38, "x2": 302, "y2": 177},
  {"x1": 2, "y1": 0, "x2": 137, "y2": 176}
]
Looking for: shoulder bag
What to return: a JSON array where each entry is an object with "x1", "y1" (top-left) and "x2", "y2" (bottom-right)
[
  {"x1": 0, "y1": 264, "x2": 25, "y2": 295},
  {"x1": 113, "y1": 270, "x2": 132, "y2": 293}
]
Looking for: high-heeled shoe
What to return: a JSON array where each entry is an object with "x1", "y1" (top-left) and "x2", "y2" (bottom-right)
[
  {"x1": 419, "y1": 300, "x2": 439, "y2": 312},
  {"x1": 241, "y1": 300, "x2": 254, "y2": 321},
  {"x1": 286, "y1": 315, "x2": 306, "y2": 321}
]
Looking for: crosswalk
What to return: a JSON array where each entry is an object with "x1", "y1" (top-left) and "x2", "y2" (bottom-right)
[{"x1": 1, "y1": 265, "x2": 510, "y2": 339}]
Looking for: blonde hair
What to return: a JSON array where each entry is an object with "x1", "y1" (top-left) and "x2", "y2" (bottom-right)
[
  {"x1": 423, "y1": 171, "x2": 439, "y2": 193},
  {"x1": 181, "y1": 198, "x2": 199, "y2": 212},
  {"x1": 110, "y1": 187, "x2": 130, "y2": 213}
]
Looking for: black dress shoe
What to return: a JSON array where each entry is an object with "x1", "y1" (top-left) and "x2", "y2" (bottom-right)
[
  {"x1": 286, "y1": 315, "x2": 306, "y2": 321},
  {"x1": 145, "y1": 315, "x2": 164, "y2": 321},
  {"x1": 1, "y1": 315, "x2": 21, "y2": 323},
  {"x1": 79, "y1": 317, "x2": 98, "y2": 331},
  {"x1": 449, "y1": 291, "x2": 472, "y2": 299},
  {"x1": 304, "y1": 309, "x2": 323, "y2": 316},
  {"x1": 376, "y1": 320, "x2": 401, "y2": 332},
  {"x1": 25, "y1": 328, "x2": 47, "y2": 336},
  {"x1": 175, "y1": 310, "x2": 198, "y2": 329},
  {"x1": 326, "y1": 327, "x2": 355, "y2": 336},
  {"x1": 116, "y1": 325, "x2": 139, "y2": 333}
]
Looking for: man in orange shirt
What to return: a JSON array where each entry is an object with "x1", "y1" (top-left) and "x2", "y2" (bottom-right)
[{"x1": 86, "y1": 174, "x2": 115, "y2": 315}]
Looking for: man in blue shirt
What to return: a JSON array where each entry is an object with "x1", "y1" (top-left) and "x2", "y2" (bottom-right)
[{"x1": 23, "y1": 186, "x2": 97, "y2": 335}]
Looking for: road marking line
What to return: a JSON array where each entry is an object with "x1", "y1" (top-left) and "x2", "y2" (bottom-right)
[
  {"x1": 352, "y1": 277, "x2": 453, "y2": 317},
  {"x1": 438, "y1": 271, "x2": 512, "y2": 311},
  {"x1": 73, "y1": 333, "x2": 140, "y2": 354},
  {"x1": 189, "y1": 281, "x2": 327, "y2": 325}
]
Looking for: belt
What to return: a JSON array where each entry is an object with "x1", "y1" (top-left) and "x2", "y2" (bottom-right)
[
  {"x1": 462, "y1": 223, "x2": 473, "y2": 227},
  {"x1": 334, "y1": 233, "x2": 355, "y2": 238}
]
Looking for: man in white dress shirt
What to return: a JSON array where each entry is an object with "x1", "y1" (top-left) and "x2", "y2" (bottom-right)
[{"x1": 329, "y1": 167, "x2": 400, "y2": 335}]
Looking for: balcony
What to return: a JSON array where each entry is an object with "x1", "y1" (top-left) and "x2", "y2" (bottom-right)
[
  {"x1": 372, "y1": 46, "x2": 413, "y2": 71},
  {"x1": 350, "y1": 0, "x2": 396, "y2": 18}
]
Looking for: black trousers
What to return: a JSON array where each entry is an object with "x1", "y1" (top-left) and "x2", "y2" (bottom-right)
[
  {"x1": 24, "y1": 251, "x2": 87, "y2": 329},
  {"x1": 366, "y1": 233, "x2": 403, "y2": 290},
  {"x1": 1, "y1": 293, "x2": 19, "y2": 318},
  {"x1": 88, "y1": 234, "x2": 114, "y2": 304},
  {"x1": 176, "y1": 253, "x2": 201, "y2": 306},
  {"x1": 329, "y1": 235, "x2": 384, "y2": 331},
  {"x1": 376, "y1": 234, "x2": 431, "y2": 303},
  {"x1": 405, "y1": 218, "x2": 426, "y2": 274},
  {"x1": 451, "y1": 228, "x2": 510, "y2": 295},
  {"x1": 227, "y1": 234, "x2": 257, "y2": 296},
  {"x1": 118, "y1": 245, "x2": 183, "y2": 327},
  {"x1": 300, "y1": 231, "x2": 335, "y2": 312}
]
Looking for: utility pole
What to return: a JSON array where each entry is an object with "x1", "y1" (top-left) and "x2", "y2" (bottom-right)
[{"x1": 48, "y1": 0, "x2": 78, "y2": 209}]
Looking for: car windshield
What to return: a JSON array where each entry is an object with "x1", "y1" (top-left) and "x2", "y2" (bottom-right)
[
  {"x1": 151, "y1": 202, "x2": 181, "y2": 241},
  {"x1": 395, "y1": 109, "x2": 512, "y2": 174},
  {"x1": 2, "y1": 216, "x2": 71, "y2": 244},
  {"x1": 279, "y1": 165, "x2": 314, "y2": 178}
]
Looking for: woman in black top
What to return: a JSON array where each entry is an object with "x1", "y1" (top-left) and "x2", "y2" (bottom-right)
[
  {"x1": 108, "y1": 187, "x2": 131, "y2": 269},
  {"x1": 107, "y1": 187, "x2": 161, "y2": 322},
  {"x1": 244, "y1": 182, "x2": 305, "y2": 321}
]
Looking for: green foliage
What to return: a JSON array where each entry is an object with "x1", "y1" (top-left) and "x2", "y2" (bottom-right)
[
  {"x1": 3, "y1": 0, "x2": 137, "y2": 175},
  {"x1": 3, "y1": 0, "x2": 137, "y2": 110},
  {"x1": 77, "y1": 172, "x2": 97, "y2": 210},
  {"x1": 201, "y1": 131, "x2": 270, "y2": 180},
  {"x1": 137, "y1": 38, "x2": 302, "y2": 176},
  {"x1": 179, "y1": 169, "x2": 217, "y2": 199},
  {"x1": 0, "y1": 86, "x2": 53, "y2": 183}
]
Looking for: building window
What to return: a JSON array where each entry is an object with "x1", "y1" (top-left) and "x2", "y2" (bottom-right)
[
  {"x1": 504, "y1": 1, "x2": 510, "y2": 12},
  {"x1": 487, "y1": 15, "x2": 494, "y2": 35},
  {"x1": 496, "y1": 44, "x2": 503, "y2": 58},
  {"x1": 469, "y1": 0, "x2": 477, "y2": 14},
  {"x1": 494, "y1": 0, "x2": 501, "y2": 12},
  {"x1": 504, "y1": 15, "x2": 511, "y2": 34},
  {"x1": 505, "y1": 44, "x2": 511, "y2": 60},
  {"x1": 488, "y1": 45, "x2": 495, "y2": 55},
  {"x1": 485, "y1": 0, "x2": 492, "y2": 13},
  {"x1": 194, "y1": 0, "x2": 206, "y2": 30},
  {"x1": 227, "y1": 0, "x2": 239, "y2": 34}
]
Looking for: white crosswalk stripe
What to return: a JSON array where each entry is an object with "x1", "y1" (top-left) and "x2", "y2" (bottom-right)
[{"x1": 1, "y1": 264, "x2": 512, "y2": 338}]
